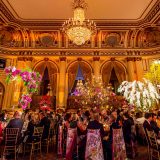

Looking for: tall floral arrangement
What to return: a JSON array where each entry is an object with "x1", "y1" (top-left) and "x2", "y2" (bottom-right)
[
  {"x1": 73, "y1": 76, "x2": 109, "y2": 108},
  {"x1": 118, "y1": 78, "x2": 159, "y2": 111},
  {"x1": 4, "y1": 66, "x2": 42, "y2": 110}
]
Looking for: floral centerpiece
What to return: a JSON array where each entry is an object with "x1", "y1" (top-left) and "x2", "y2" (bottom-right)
[
  {"x1": 118, "y1": 78, "x2": 160, "y2": 111},
  {"x1": 4, "y1": 66, "x2": 42, "y2": 110},
  {"x1": 39, "y1": 95, "x2": 51, "y2": 111}
]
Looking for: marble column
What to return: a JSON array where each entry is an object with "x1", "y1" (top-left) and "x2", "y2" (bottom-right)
[{"x1": 58, "y1": 57, "x2": 66, "y2": 109}]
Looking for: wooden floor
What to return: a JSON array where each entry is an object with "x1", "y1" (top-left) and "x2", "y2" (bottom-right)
[{"x1": 18, "y1": 145, "x2": 149, "y2": 160}]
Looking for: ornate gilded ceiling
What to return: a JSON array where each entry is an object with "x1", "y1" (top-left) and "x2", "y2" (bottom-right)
[{"x1": 0, "y1": 0, "x2": 160, "y2": 56}]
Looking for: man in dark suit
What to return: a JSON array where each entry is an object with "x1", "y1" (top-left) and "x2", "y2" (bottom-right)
[
  {"x1": 6, "y1": 111, "x2": 23, "y2": 131},
  {"x1": 39, "y1": 112, "x2": 51, "y2": 139},
  {"x1": 143, "y1": 112, "x2": 153, "y2": 132},
  {"x1": 6, "y1": 111, "x2": 23, "y2": 144}
]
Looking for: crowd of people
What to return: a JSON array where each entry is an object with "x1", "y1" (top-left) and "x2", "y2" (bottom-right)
[{"x1": 0, "y1": 107, "x2": 160, "y2": 160}]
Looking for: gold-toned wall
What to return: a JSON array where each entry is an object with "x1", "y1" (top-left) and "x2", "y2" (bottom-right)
[{"x1": 0, "y1": 55, "x2": 159, "y2": 110}]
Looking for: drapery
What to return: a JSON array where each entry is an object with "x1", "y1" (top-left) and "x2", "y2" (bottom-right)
[
  {"x1": 102, "y1": 61, "x2": 126, "y2": 86},
  {"x1": 33, "y1": 61, "x2": 57, "y2": 96}
]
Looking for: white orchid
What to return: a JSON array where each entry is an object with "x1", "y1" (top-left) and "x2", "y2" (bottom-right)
[{"x1": 118, "y1": 78, "x2": 160, "y2": 111}]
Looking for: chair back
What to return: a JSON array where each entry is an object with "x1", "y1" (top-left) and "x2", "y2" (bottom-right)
[
  {"x1": 146, "y1": 130, "x2": 159, "y2": 150},
  {"x1": 5, "y1": 128, "x2": 19, "y2": 145},
  {"x1": 85, "y1": 129, "x2": 104, "y2": 160},
  {"x1": 33, "y1": 127, "x2": 44, "y2": 139},
  {"x1": 66, "y1": 128, "x2": 77, "y2": 160},
  {"x1": 112, "y1": 128, "x2": 126, "y2": 160}
]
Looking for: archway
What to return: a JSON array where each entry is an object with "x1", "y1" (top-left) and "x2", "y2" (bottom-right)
[
  {"x1": 32, "y1": 61, "x2": 58, "y2": 109},
  {"x1": 101, "y1": 60, "x2": 127, "y2": 92},
  {"x1": 67, "y1": 61, "x2": 93, "y2": 94},
  {"x1": 0, "y1": 82, "x2": 5, "y2": 110},
  {"x1": 67, "y1": 60, "x2": 93, "y2": 110}
]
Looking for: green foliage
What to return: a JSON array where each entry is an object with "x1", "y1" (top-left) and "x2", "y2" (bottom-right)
[{"x1": 145, "y1": 63, "x2": 160, "y2": 86}]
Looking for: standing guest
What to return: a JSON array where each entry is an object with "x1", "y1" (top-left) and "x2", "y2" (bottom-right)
[
  {"x1": 156, "y1": 111, "x2": 160, "y2": 128},
  {"x1": 123, "y1": 113, "x2": 132, "y2": 144},
  {"x1": 143, "y1": 112, "x2": 153, "y2": 132},
  {"x1": 0, "y1": 121, "x2": 3, "y2": 144},
  {"x1": 103, "y1": 111, "x2": 121, "y2": 160},
  {"x1": 77, "y1": 109, "x2": 83, "y2": 122},
  {"x1": 150, "y1": 113, "x2": 160, "y2": 135},
  {"x1": 135, "y1": 112, "x2": 145, "y2": 125},
  {"x1": 70, "y1": 113, "x2": 78, "y2": 128},
  {"x1": 39, "y1": 112, "x2": 51, "y2": 140}
]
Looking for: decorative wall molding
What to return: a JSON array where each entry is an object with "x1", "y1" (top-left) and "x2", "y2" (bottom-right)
[
  {"x1": 17, "y1": 57, "x2": 33, "y2": 61},
  {"x1": 126, "y1": 57, "x2": 142, "y2": 62},
  {"x1": 1, "y1": 47, "x2": 160, "y2": 57}
]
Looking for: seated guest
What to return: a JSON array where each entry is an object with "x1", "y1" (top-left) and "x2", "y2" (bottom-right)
[
  {"x1": 25, "y1": 114, "x2": 38, "y2": 142},
  {"x1": 143, "y1": 112, "x2": 153, "y2": 132},
  {"x1": 6, "y1": 111, "x2": 23, "y2": 144},
  {"x1": 151, "y1": 113, "x2": 160, "y2": 135},
  {"x1": 0, "y1": 111, "x2": 8, "y2": 122},
  {"x1": 39, "y1": 112, "x2": 51, "y2": 140},
  {"x1": 6, "y1": 111, "x2": 23, "y2": 131}
]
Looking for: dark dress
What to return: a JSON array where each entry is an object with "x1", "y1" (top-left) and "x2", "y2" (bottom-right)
[
  {"x1": 25, "y1": 121, "x2": 37, "y2": 142},
  {"x1": 104, "y1": 121, "x2": 121, "y2": 160},
  {"x1": 123, "y1": 119, "x2": 132, "y2": 144},
  {"x1": 40, "y1": 116, "x2": 51, "y2": 139}
]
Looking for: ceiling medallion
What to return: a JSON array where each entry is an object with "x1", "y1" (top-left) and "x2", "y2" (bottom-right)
[{"x1": 62, "y1": 0, "x2": 96, "y2": 45}]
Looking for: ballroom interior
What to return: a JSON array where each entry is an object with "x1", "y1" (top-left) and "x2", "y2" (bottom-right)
[{"x1": 0, "y1": 0, "x2": 160, "y2": 111}]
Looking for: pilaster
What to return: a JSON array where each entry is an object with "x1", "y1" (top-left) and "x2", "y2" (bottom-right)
[
  {"x1": 58, "y1": 56, "x2": 66, "y2": 109},
  {"x1": 93, "y1": 56, "x2": 100, "y2": 77}
]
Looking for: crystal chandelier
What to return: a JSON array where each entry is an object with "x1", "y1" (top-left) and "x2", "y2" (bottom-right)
[{"x1": 62, "y1": 0, "x2": 96, "y2": 45}]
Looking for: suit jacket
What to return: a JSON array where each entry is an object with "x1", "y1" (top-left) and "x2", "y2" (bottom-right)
[
  {"x1": 6, "y1": 118, "x2": 23, "y2": 131},
  {"x1": 150, "y1": 121, "x2": 160, "y2": 135},
  {"x1": 6, "y1": 118, "x2": 23, "y2": 144},
  {"x1": 143, "y1": 120, "x2": 152, "y2": 132}
]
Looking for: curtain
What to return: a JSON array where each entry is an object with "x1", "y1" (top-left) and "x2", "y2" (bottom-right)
[
  {"x1": 113, "y1": 62, "x2": 126, "y2": 83},
  {"x1": 102, "y1": 63, "x2": 113, "y2": 86}
]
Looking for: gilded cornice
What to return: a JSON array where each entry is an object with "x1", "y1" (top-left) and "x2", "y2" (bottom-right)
[
  {"x1": 0, "y1": 0, "x2": 159, "y2": 28},
  {"x1": 0, "y1": 46, "x2": 160, "y2": 57}
]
